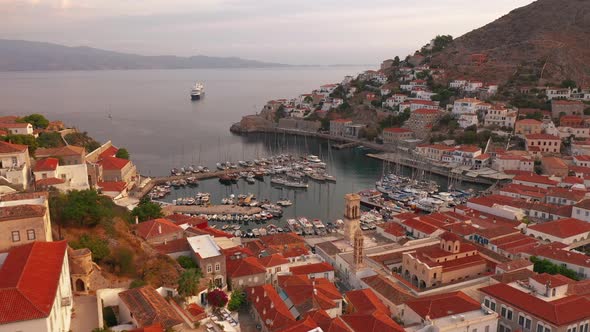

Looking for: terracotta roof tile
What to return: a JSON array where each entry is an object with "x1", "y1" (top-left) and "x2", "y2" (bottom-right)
[
  {"x1": 290, "y1": 262, "x2": 334, "y2": 276},
  {"x1": 119, "y1": 286, "x2": 183, "y2": 329},
  {"x1": 0, "y1": 141, "x2": 28, "y2": 154},
  {"x1": 99, "y1": 156, "x2": 130, "y2": 170},
  {"x1": 528, "y1": 218, "x2": 590, "y2": 238},
  {"x1": 33, "y1": 157, "x2": 59, "y2": 172},
  {"x1": 0, "y1": 204, "x2": 46, "y2": 222},
  {"x1": 135, "y1": 218, "x2": 183, "y2": 240},
  {"x1": 405, "y1": 291, "x2": 481, "y2": 319},
  {"x1": 479, "y1": 283, "x2": 590, "y2": 325},
  {"x1": 0, "y1": 241, "x2": 67, "y2": 324}
]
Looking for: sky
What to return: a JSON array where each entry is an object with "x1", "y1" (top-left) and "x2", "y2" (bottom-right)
[{"x1": 0, "y1": 0, "x2": 536, "y2": 65}]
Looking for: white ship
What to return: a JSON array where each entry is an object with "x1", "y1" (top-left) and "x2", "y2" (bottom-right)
[{"x1": 190, "y1": 82, "x2": 204, "y2": 100}]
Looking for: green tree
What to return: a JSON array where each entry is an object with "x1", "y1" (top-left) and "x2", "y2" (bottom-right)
[
  {"x1": 227, "y1": 290, "x2": 247, "y2": 311},
  {"x1": 530, "y1": 256, "x2": 579, "y2": 280},
  {"x1": 3, "y1": 134, "x2": 38, "y2": 154},
  {"x1": 206, "y1": 289, "x2": 229, "y2": 308},
  {"x1": 70, "y1": 234, "x2": 110, "y2": 263},
  {"x1": 22, "y1": 113, "x2": 49, "y2": 129},
  {"x1": 130, "y1": 279, "x2": 147, "y2": 288},
  {"x1": 177, "y1": 256, "x2": 197, "y2": 269},
  {"x1": 274, "y1": 105, "x2": 287, "y2": 123},
  {"x1": 37, "y1": 132, "x2": 63, "y2": 148},
  {"x1": 50, "y1": 189, "x2": 114, "y2": 227},
  {"x1": 115, "y1": 148, "x2": 130, "y2": 160},
  {"x1": 178, "y1": 268, "x2": 203, "y2": 299},
  {"x1": 131, "y1": 197, "x2": 163, "y2": 222},
  {"x1": 561, "y1": 79, "x2": 577, "y2": 89},
  {"x1": 393, "y1": 56, "x2": 400, "y2": 66},
  {"x1": 525, "y1": 112, "x2": 544, "y2": 121},
  {"x1": 64, "y1": 131, "x2": 101, "y2": 152}
]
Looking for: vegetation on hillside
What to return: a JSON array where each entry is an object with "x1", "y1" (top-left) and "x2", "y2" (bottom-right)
[
  {"x1": 131, "y1": 197, "x2": 164, "y2": 222},
  {"x1": 64, "y1": 131, "x2": 101, "y2": 152}
]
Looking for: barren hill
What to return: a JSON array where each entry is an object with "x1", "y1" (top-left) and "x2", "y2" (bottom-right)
[{"x1": 431, "y1": 0, "x2": 590, "y2": 86}]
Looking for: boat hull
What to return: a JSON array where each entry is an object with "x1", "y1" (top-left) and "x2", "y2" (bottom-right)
[{"x1": 191, "y1": 94, "x2": 201, "y2": 100}]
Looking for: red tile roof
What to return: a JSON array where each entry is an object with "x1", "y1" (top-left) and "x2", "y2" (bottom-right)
[
  {"x1": 0, "y1": 141, "x2": 28, "y2": 153},
  {"x1": 340, "y1": 311, "x2": 404, "y2": 332},
  {"x1": 0, "y1": 241, "x2": 67, "y2": 324},
  {"x1": 35, "y1": 177, "x2": 66, "y2": 187},
  {"x1": 526, "y1": 243, "x2": 590, "y2": 268},
  {"x1": 36, "y1": 145, "x2": 85, "y2": 158},
  {"x1": 0, "y1": 204, "x2": 46, "y2": 222},
  {"x1": 531, "y1": 273, "x2": 574, "y2": 288},
  {"x1": 290, "y1": 262, "x2": 334, "y2": 276},
  {"x1": 402, "y1": 218, "x2": 440, "y2": 234},
  {"x1": 119, "y1": 286, "x2": 184, "y2": 329},
  {"x1": 345, "y1": 288, "x2": 389, "y2": 315},
  {"x1": 97, "y1": 181, "x2": 127, "y2": 192},
  {"x1": 258, "y1": 253, "x2": 289, "y2": 267},
  {"x1": 359, "y1": 275, "x2": 415, "y2": 306},
  {"x1": 152, "y1": 238, "x2": 191, "y2": 255},
  {"x1": 383, "y1": 127, "x2": 413, "y2": 133},
  {"x1": 496, "y1": 258, "x2": 533, "y2": 272},
  {"x1": 513, "y1": 174, "x2": 559, "y2": 186},
  {"x1": 278, "y1": 275, "x2": 341, "y2": 311},
  {"x1": 517, "y1": 119, "x2": 543, "y2": 125},
  {"x1": 247, "y1": 284, "x2": 295, "y2": 331},
  {"x1": 99, "y1": 156, "x2": 130, "y2": 170},
  {"x1": 135, "y1": 218, "x2": 183, "y2": 240},
  {"x1": 528, "y1": 218, "x2": 590, "y2": 238},
  {"x1": 228, "y1": 256, "x2": 266, "y2": 278},
  {"x1": 99, "y1": 145, "x2": 119, "y2": 158},
  {"x1": 405, "y1": 291, "x2": 481, "y2": 319},
  {"x1": 33, "y1": 157, "x2": 59, "y2": 172},
  {"x1": 377, "y1": 222, "x2": 406, "y2": 237},
  {"x1": 479, "y1": 283, "x2": 590, "y2": 325}
]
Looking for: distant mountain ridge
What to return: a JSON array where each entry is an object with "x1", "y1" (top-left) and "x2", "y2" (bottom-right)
[
  {"x1": 431, "y1": 0, "x2": 590, "y2": 85},
  {"x1": 0, "y1": 39, "x2": 288, "y2": 71}
]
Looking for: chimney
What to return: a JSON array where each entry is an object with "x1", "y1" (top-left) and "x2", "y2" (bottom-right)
[
  {"x1": 313, "y1": 288, "x2": 318, "y2": 295},
  {"x1": 135, "y1": 216, "x2": 139, "y2": 224},
  {"x1": 158, "y1": 224, "x2": 162, "y2": 234}
]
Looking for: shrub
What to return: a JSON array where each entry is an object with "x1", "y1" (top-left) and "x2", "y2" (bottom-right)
[
  {"x1": 130, "y1": 279, "x2": 147, "y2": 289},
  {"x1": 178, "y1": 268, "x2": 203, "y2": 299},
  {"x1": 102, "y1": 306, "x2": 118, "y2": 327},
  {"x1": 177, "y1": 256, "x2": 197, "y2": 269},
  {"x1": 228, "y1": 290, "x2": 246, "y2": 311},
  {"x1": 70, "y1": 235, "x2": 110, "y2": 263},
  {"x1": 207, "y1": 289, "x2": 229, "y2": 308}
]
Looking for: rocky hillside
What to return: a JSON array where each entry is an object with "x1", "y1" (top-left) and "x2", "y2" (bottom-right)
[{"x1": 431, "y1": 0, "x2": 590, "y2": 85}]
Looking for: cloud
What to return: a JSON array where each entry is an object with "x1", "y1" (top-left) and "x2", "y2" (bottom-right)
[{"x1": 0, "y1": 0, "x2": 536, "y2": 64}]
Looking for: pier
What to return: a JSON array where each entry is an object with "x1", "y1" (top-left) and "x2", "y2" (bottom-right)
[
  {"x1": 332, "y1": 142, "x2": 359, "y2": 150},
  {"x1": 163, "y1": 204, "x2": 262, "y2": 216}
]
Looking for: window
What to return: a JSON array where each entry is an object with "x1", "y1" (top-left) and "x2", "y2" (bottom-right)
[
  {"x1": 484, "y1": 298, "x2": 490, "y2": 308},
  {"x1": 485, "y1": 327, "x2": 490, "y2": 332},
  {"x1": 11, "y1": 231, "x2": 20, "y2": 242},
  {"x1": 215, "y1": 263, "x2": 220, "y2": 272},
  {"x1": 207, "y1": 264, "x2": 212, "y2": 273},
  {"x1": 501, "y1": 306, "x2": 507, "y2": 318},
  {"x1": 490, "y1": 301, "x2": 496, "y2": 311},
  {"x1": 26, "y1": 229, "x2": 35, "y2": 240}
]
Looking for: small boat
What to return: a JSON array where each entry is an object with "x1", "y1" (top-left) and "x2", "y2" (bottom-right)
[
  {"x1": 190, "y1": 82, "x2": 204, "y2": 100},
  {"x1": 277, "y1": 199, "x2": 293, "y2": 207},
  {"x1": 245, "y1": 176, "x2": 256, "y2": 184}
]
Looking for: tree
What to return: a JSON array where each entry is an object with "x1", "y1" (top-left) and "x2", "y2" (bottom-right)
[
  {"x1": 525, "y1": 112, "x2": 544, "y2": 121},
  {"x1": 206, "y1": 288, "x2": 229, "y2": 308},
  {"x1": 178, "y1": 268, "x2": 203, "y2": 299},
  {"x1": 561, "y1": 79, "x2": 577, "y2": 89},
  {"x1": 177, "y1": 256, "x2": 197, "y2": 269},
  {"x1": 22, "y1": 114, "x2": 49, "y2": 129},
  {"x1": 37, "y1": 132, "x2": 63, "y2": 148},
  {"x1": 115, "y1": 148, "x2": 130, "y2": 160},
  {"x1": 64, "y1": 131, "x2": 101, "y2": 152},
  {"x1": 274, "y1": 105, "x2": 287, "y2": 123},
  {"x1": 393, "y1": 56, "x2": 400, "y2": 66},
  {"x1": 50, "y1": 190, "x2": 114, "y2": 227},
  {"x1": 131, "y1": 197, "x2": 163, "y2": 222},
  {"x1": 530, "y1": 256, "x2": 579, "y2": 280},
  {"x1": 70, "y1": 234, "x2": 110, "y2": 263},
  {"x1": 3, "y1": 134, "x2": 38, "y2": 154},
  {"x1": 227, "y1": 290, "x2": 247, "y2": 311},
  {"x1": 104, "y1": 247, "x2": 135, "y2": 276},
  {"x1": 130, "y1": 279, "x2": 147, "y2": 288}
]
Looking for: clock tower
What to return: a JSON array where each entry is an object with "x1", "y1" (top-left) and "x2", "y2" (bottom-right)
[{"x1": 343, "y1": 193, "x2": 361, "y2": 243}]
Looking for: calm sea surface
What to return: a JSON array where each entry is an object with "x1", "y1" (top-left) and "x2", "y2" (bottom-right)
[{"x1": 0, "y1": 68, "x2": 483, "y2": 223}]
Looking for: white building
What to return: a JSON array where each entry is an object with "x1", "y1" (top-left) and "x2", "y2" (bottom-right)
[
  {"x1": 484, "y1": 107, "x2": 517, "y2": 128},
  {"x1": 0, "y1": 241, "x2": 72, "y2": 332},
  {"x1": 453, "y1": 98, "x2": 482, "y2": 115},
  {"x1": 546, "y1": 87, "x2": 572, "y2": 100},
  {"x1": 0, "y1": 141, "x2": 31, "y2": 190},
  {"x1": 402, "y1": 291, "x2": 498, "y2": 332},
  {"x1": 458, "y1": 113, "x2": 479, "y2": 128},
  {"x1": 2, "y1": 122, "x2": 34, "y2": 135},
  {"x1": 525, "y1": 218, "x2": 590, "y2": 245},
  {"x1": 33, "y1": 157, "x2": 90, "y2": 191}
]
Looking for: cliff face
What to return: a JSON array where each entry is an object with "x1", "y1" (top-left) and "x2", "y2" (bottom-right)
[{"x1": 432, "y1": 0, "x2": 590, "y2": 85}]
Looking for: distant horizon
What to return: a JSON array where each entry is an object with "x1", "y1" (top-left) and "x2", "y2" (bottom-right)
[{"x1": 0, "y1": 0, "x2": 535, "y2": 65}]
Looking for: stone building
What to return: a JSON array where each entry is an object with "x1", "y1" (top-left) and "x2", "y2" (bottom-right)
[
  {"x1": 551, "y1": 100, "x2": 584, "y2": 118},
  {"x1": 401, "y1": 232, "x2": 488, "y2": 289},
  {"x1": 403, "y1": 109, "x2": 443, "y2": 139},
  {"x1": 68, "y1": 247, "x2": 97, "y2": 294},
  {"x1": 343, "y1": 193, "x2": 361, "y2": 243}
]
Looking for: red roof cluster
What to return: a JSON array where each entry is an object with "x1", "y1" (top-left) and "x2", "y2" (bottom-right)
[
  {"x1": 405, "y1": 291, "x2": 481, "y2": 319},
  {"x1": 135, "y1": 218, "x2": 183, "y2": 240},
  {"x1": 0, "y1": 241, "x2": 68, "y2": 324},
  {"x1": 480, "y1": 283, "x2": 590, "y2": 325},
  {"x1": 33, "y1": 157, "x2": 59, "y2": 172},
  {"x1": 528, "y1": 218, "x2": 590, "y2": 239},
  {"x1": 99, "y1": 156, "x2": 130, "y2": 170},
  {"x1": 290, "y1": 262, "x2": 334, "y2": 276},
  {"x1": 0, "y1": 141, "x2": 28, "y2": 154}
]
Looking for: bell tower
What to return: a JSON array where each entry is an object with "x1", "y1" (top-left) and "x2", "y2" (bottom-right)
[
  {"x1": 353, "y1": 228, "x2": 364, "y2": 269},
  {"x1": 343, "y1": 193, "x2": 361, "y2": 243}
]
